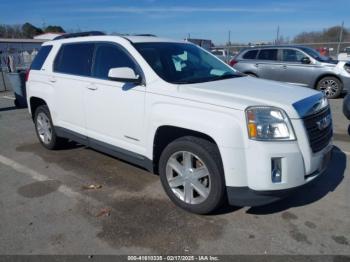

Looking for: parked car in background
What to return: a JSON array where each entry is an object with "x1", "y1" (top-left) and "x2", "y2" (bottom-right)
[
  {"x1": 27, "y1": 33, "x2": 333, "y2": 214},
  {"x1": 343, "y1": 93, "x2": 350, "y2": 120},
  {"x1": 232, "y1": 45, "x2": 350, "y2": 98},
  {"x1": 338, "y1": 47, "x2": 350, "y2": 62},
  {"x1": 345, "y1": 47, "x2": 350, "y2": 55},
  {"x1": 211, "y1": 49, "x2": 236, "y2": 64}
]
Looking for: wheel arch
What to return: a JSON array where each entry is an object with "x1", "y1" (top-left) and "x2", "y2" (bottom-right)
[
  {"x1": 313, "y1": 74, "x2": 343, "y2": 89},
  {"x1": 243, "y1": 71, "x2": 258, "y2": 77},
  {"x1": 29, "y1": 97, "x2": 47, "y2": 120},
  {"x1": 152, "y1": 125, "x2": 221, "y2": 174}
]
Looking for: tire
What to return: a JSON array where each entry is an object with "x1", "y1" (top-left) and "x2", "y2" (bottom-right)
[
  {"x1": 158, "y1": 136, "x2": 226, "y2": 214},
  {"x1": 316, "y1": 76, "x2": 343, "y2": 99},
  {"x1": 34, "y1": 105, "x2": 67, "y2": 150}
]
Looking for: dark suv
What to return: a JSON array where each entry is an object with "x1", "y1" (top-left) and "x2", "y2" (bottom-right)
[{"x1": 232, "y1": 46, "x2": 350, "y2": 98}]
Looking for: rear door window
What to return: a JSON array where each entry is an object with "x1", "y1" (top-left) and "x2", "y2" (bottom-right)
[
  {"x1": 92, "y1": 43, "x2": 137, "y2": 80},
  {"x1": 243, "y1": 50, "x2": 258, "y2": 59},
  {"x1": 257, "y1": 49, "x2": 278, "y2": 61},
  {"x1": 30, "y1": 45, "x2": 52, "y2": 70},
  {"x1": 54, "y1": 43, "x2": 95, "y2": 76}
]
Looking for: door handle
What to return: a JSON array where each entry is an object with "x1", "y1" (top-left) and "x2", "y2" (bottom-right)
[
  {"x1": 255, "y1": 63, "x2": 259, "y2": 68},
  {"x1": 282, "y1": 65, "x2": 287, "y2": 69},
  {"x1": 49, "y1": 77, "x2": 56, "y2": 83},
  {"x1": 87, "y1": 84, "x2": 98, "y2": 91}
]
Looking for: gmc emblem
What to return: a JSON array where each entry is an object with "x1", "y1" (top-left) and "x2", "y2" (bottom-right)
[{"x1": 316, "y1": 114, "x2": 332, "y2": 131}]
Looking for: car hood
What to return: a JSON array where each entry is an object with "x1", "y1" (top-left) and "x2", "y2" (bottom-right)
[{"x1": 178, "y1": 76, "x2": 320, "y2": 119}]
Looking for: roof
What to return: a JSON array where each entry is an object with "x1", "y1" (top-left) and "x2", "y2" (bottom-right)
[
  {"x1": 123, "y1": 35, "x2": 184, "y2": 43},
  {"x1": 244, "y1": 45, "x2": 311, "y2": 49},
  {"x1": 34, "y1": 33, "x2": 64, "y2": 40},
  {"x1": 45, "y1": 35, "x2": 186, "y2": 45}
]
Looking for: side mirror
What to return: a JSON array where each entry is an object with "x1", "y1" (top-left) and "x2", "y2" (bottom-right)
[
  {"x1": 108, "y1": 67, "x2": 142, "y2": 84},
  {"x1": 301, "y1": 57, "x2": 311, "y2": 64}
]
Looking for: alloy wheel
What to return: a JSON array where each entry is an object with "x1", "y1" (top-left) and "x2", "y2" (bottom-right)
[
  {"x1": 165, "y1": 151, "x2": 211, "y2": 205},
  {"x1": 36, "y1": 112, "x2": 53, "y2": 145},
  {"x1": 319, "y1": 79, "x2": 338, "y2": 97}
]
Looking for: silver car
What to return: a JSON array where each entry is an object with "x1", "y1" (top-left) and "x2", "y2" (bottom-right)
[{"x1": 232, "y1": 46, "x2": 350, "y2": 98}]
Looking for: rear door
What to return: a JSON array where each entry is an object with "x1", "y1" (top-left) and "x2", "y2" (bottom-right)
[
  {"x1": 49, "y1": 43, "x2": 94, "y2": 135},
  {"x1": 52, "y1": 42, "x2": 95, "y2": 135},
  {"x1": 256, "y1": 49, "x2": 283, "y2": 81}
]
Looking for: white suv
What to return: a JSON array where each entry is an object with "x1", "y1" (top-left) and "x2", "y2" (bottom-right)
[{"x1": 26, "y1": 32, "x2": 333, "y2": 214}]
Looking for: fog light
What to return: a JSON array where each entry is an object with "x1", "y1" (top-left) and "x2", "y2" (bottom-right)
[{"x1": 271, "y1": 158, "x2": 282, "y2": 183}]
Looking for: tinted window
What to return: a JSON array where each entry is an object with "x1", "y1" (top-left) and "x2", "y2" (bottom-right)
[
  {"x1": 30, "y1": 45, "x2": 52, "y2": 70},
  {"x1": 54, "y1": 43, "x2": 94, "y2": 76},
  {"x1": 282, "y1": 49, "x2": 305, "y2": 62},
  {"x1": 92, "y1": 44, "x2": 137, "y2": 79},
  {"x1": 243, "y1": 50, "x2": 258, "y2": 59},
  {"x1": 257, "y1": 49, "x2": 278, "y2": 61}
]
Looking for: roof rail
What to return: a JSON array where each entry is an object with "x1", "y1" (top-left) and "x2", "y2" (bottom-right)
[{"x1": 53, "y1": 31, "x2": 106, "y2": 40}]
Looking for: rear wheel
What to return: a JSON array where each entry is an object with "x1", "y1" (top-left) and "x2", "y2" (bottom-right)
[
  {"x1": 34, "y1": 105, "x2": 68, "y2": 149},
  {"x1": 159, "y1": 136, "x2": 225, "y2": 214},
  {"x1": 316, "y1": 76, "x2": 342, "y2": 99}
]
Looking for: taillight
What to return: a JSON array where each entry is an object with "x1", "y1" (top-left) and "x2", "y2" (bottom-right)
[
  {"x1": 25, "y1": 69, "x2": 30, "y2": 82},
  {"x1": 229, "y1": 59, "x2": 238, "y2": 67}
]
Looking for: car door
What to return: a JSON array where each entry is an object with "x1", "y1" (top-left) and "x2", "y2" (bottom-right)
[
  {"x1": 256, "y1": 49, "x2": 283, "y2": 81},
  {"x1": 84, "y1": 42, "x2": 146, "y2": 155},
  {"x1": 279, "y1": 48, "x2": 316, "y2": 86},
  {"x1": 52, "y1": 42, "x2": 95, "y2": 135}
]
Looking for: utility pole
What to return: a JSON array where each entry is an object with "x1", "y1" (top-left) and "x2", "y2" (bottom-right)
[
  {"x1": 337, "y1": 21, "x2": 344, "y2": 55},
  {"x1": 276, "y1": 25, "x2": 280, "y2": 45},
  {"x1": 228, "y1": 30, "x2": 231, "y2": 45}
]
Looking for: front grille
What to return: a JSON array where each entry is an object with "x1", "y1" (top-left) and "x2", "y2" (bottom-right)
[{"x1": 302, "y1": 106, "x2": 332, "y2": 153}]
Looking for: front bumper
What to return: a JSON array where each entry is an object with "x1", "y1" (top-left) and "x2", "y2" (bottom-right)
[
  {"x1": 226, "y1": 147, "x2": 332, "y2": 207},
  {"x1": 343, "y1": 94, "x2": 350, "y2": 120}
]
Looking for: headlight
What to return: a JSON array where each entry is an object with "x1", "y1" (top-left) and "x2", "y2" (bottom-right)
[{"x1": 245, "y1": 106, "x2": 296, "y2": 141}]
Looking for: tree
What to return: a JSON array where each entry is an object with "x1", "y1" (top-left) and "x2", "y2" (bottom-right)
[
  {"x1": 44, "y1": 25, "x2": 65, "y2": 33},
  {"x1": 293, "y1": 25, "x2": 349, "y2": 43},
  {"x1": 22, "y1": 22, "x2": 43, "y2": 38}
]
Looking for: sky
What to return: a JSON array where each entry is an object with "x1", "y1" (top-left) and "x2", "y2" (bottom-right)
[{"x1": 0, "y1": 0, "x2": 349, "y2": 44}]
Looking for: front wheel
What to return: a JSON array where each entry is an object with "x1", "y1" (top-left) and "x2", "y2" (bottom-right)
[
  {"x1": 316, "y1": 76, "x2": 343, "y2": 99},
  {"x1": 158, "y1": 136, "x2": 226, "y2": 214}
]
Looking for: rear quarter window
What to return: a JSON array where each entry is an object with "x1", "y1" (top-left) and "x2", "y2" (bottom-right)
[
  {"x1": 54, "y1": 43, "x2": 95, "y2": 77},
  {"x1": 242, "y1": 50, "x2": 258, "y2": 59},
  {"x1": 30, "y1": 45, "x2": 53, "y2": 70}
]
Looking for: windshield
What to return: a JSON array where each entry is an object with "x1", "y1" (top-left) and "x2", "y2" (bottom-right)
[
  {"x1": 134, "y1": 42, "x2": 242, "y2": 84},
  {"x1": 299, "y1": 47, "x2": 331, "y2": 62}
]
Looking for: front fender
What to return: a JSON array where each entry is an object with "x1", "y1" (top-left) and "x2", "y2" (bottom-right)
[{"x1": 146, "y1": 102, "x2": 246, "y2": 157}]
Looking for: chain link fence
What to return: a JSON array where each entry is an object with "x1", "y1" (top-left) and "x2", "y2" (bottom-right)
[{"x1": 0, "y1": 40, "x2": 42, "y2": 92}]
